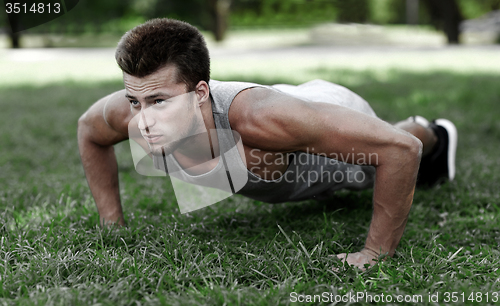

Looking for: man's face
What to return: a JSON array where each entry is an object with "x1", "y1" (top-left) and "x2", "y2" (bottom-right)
[{"x1": 124, "y1": 65, "x2": 203, "y2": 156}]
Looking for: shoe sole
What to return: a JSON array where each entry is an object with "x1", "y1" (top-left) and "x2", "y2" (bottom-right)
[{"x1": 434, "y1": 118, "x2": 457, "y2": 181}]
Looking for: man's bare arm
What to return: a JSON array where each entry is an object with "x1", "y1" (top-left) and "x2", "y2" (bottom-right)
[
  {"x1": 77, "y1": 90, "x2": 132, "y2": 226},
  {"x1": 231, "y1": 88, "x2": 422, "y2": 268}
]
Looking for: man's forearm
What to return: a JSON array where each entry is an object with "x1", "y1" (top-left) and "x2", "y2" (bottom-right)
[
  {"x1": 78, "y1": 135, "x2": 125, "y2": 226},
  {"x1": 364, "y1": 138, "x2": 422, "y2": 257}
]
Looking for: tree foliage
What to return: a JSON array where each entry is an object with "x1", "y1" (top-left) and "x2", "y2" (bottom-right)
[
  {"x1": 335, "y1": 0, "x2": 370, "y2": 23},
  {"x1": 3, "y1": 0, "x2": 500, "y2": 47},
  {"x1": 230, "y1": 0, "x2": 339, "y2": 28}
]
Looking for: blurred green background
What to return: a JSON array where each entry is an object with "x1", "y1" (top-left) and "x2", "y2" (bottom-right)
[
  {"x1": 1, "y1": 1, "x2": 500, "y2": 305},
  {"x1": 1, "y1": 0, "x2": 500, "y2": 48}
]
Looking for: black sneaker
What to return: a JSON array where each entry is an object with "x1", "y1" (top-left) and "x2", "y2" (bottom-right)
[{"x1": 417, "y1": 118, "x2": 457, "y2": 187}]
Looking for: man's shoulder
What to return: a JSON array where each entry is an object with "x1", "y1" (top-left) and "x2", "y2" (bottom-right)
[
  {"x1": 102, "y1": 89, "x2": 134, "y2": 135},
  {"x1": 229, "y1": 86, "x2": 277, "y2": 118},
  {"x1": 227, "y1": 85, "x2": 310, "y2": 141},
  {"x1": 209, "y1": 79, "x2": 263, "y2": 89},
  {"x1": 209, "y1": 79, "x2": 266, "y2": 101}
]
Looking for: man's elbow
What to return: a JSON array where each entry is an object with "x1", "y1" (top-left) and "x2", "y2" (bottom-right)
[
  {"x1": 397, "y1": 134, "x2": 422, "y2": 168},
  {"x1": 407, "y1": 135, "x2": 423, "y2": 163},
  {"x1": 77, "y1": 112, "x2": 92, "y2": 143},
  {"x1": 78, "y1": 109, "x2": 91, "y2": 127}
]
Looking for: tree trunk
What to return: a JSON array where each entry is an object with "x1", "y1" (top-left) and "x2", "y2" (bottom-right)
[
  {"x1": 7, "y1": 13, "x2": 22, "y2": 48},
  {"x1": 422, "y1": 0, "x2": 462, "y2": 44},
  {"x1": 208, "y1": 0, "x2": 231, "y2": 41},
  {"x1": 406, "y1": 0, "x2": 419, "y2": 25},
  {"x1": 10, "y1": 32, "x2": 20, "y2": 48}
]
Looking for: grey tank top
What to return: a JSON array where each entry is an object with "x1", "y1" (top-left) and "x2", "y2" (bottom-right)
[{"x1": 163, "y1": 79, "x2": 377, "y2": 204}]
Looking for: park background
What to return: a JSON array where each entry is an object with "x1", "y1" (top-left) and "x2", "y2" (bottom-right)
[{"x1": 1, "y1": 0, "x2": 500, "y2": 305}]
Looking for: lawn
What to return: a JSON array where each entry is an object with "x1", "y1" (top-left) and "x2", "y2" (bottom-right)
[{"x1": 1, "y1": 55, "x2": 500, "y2": 304}]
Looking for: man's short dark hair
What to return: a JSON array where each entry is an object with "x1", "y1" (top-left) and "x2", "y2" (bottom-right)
[{"x1": 115, "y1": 18, "x2": 210, "y2": 91}]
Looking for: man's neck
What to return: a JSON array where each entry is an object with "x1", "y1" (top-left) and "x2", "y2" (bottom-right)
[{"x1": 173, "y1": 97, "x2": 220, "y2": 166}]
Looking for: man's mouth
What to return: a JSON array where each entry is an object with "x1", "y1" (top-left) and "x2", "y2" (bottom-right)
[{"x1": 143, "y1": 134, "x2": 162, "y2": 143}]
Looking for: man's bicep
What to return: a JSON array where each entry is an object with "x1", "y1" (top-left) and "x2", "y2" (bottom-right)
[
  {"x1": 78, "y1": 90, "x2": 131, "y2": 146},
  {"x1": 297, "y1": 103, "x2": 417, "y2": 166},
  {"x1": 232, "y1": 87, "x2": 413, "y2": 165},
  {"x1": 246, "y1": 96, "x2": 409, "y2": 165}
]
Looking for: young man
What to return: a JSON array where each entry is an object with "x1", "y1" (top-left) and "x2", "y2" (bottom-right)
[{"x1": 77, "y1": 18, "x2": 457, "y2": 270}]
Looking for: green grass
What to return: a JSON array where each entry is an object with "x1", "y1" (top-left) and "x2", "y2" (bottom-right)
[{"x1": 1, "y1": 69, "x2": 499, "y2": 305}]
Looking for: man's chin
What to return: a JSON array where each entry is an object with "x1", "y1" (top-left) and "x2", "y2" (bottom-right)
[{"x1": 148, "y1": 143, "x2": 178, "y2": 157}]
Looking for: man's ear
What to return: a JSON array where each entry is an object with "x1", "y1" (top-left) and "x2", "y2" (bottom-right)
[{"x1": 195, "y1": 81, "x2": 210, "y2": 106}]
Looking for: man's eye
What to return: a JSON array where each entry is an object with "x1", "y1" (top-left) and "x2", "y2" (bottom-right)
[
  {"x1": 130, "y1": 101, "x2": 140, "y2": 107},
  {"x1": 154, "y1": 99, "x2": 165, "y2": 105}
]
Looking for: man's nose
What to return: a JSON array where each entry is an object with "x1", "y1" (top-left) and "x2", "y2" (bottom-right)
[{"x1": 138, "y1": 110, "x2": 156, "y2": 131}]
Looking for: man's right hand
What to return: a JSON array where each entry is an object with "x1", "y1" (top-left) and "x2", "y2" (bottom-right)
[{"x1": 77, "y1": 90, "x2": 132, "y2": 227}]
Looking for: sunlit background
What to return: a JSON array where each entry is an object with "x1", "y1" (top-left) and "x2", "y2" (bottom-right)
[{"x1": 1, "y1": 0, "x2": 500, "y2": 86}]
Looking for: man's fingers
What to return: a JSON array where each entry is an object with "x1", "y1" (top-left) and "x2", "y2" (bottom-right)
[
  {"x1": 336, "y1": 253, "x2": 347, "y2": 260},
  {"x1": 332, "y1": 252, "x2": 375, "y2": 271}
]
